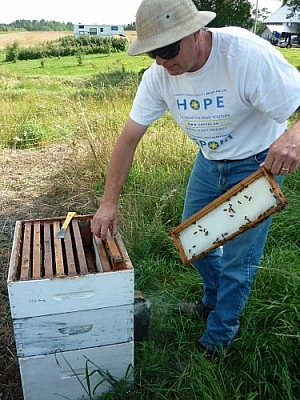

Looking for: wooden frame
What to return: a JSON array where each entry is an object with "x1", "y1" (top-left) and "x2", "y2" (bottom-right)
[{"x1": 169, "y1": 168, "x2": 287, "y2": 265}]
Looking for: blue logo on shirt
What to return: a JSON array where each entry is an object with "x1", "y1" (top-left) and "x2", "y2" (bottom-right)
[{"x1": 177, "y1": 96, "x2": 225, "y2": 111}]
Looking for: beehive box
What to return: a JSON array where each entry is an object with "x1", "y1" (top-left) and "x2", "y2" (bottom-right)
[{"x1": 7, "y1": 214, "x2": 134, "y2": 400}]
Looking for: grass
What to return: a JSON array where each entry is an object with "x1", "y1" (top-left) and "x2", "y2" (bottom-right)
[
  {"x1": 0, "y1": 43, "x2": 299, "y2": 400},
  {"x1": 279, "y1": 48, "x2": 300, "y2": 70},
  {"x1": 115, "y1": 145, "x2": 300, "y2": 400},
  {"x1": 0, "y1": 50, "x2": 152, "y2": 76}
]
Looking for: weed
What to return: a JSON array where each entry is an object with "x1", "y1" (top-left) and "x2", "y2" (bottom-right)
[
  {"x1": 11, "y1": 117, "x2": 45, "y2": 149},
  {"x1": 54, "y1": 352, "x2": 133, "y2": 400}
]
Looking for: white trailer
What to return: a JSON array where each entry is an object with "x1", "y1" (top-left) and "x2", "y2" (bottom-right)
[{"x1": 74, "y1": 23, "x2": 125, "y2": 38}]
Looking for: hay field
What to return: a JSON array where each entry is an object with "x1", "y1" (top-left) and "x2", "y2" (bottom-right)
[
  {"x1": 0, "y1": 31, "x2": 73, "y2": 49},
  {"x1": 0, "y1": 30, "x2": 137, "y2": 49}
]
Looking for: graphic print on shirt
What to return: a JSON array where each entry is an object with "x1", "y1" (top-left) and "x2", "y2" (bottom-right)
[{"x1": 175, "y1": 88, "x2": 233, "y2": 151}]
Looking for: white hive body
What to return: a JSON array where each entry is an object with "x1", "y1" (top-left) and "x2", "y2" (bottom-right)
[{"x1": 7, "y1": 215, "x2": 134, "y2": 400}]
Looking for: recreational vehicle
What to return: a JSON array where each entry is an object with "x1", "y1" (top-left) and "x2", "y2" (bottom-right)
[{"x1": 74, "y1": 23, "x2": 125, "y2": 38}]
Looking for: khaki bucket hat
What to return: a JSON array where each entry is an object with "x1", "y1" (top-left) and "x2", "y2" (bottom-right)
[{"x1": 127, "y1": 0, "x2": 216, "y2": 56}]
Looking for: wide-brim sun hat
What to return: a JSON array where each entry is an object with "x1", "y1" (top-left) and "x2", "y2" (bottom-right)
[{"x1": 127, "y1": 0, "x2": 216, "y2": 56}]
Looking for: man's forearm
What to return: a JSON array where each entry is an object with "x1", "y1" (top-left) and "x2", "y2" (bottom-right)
[
  {"x1": 91, "y1": 118, "x2": 147, "y2": 238},
  {"x1": 101, "y1": 136, "x2": 136, "y2": 205}
]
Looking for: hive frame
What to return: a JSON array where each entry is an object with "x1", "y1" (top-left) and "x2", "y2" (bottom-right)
[{"x1": 169, "y1": 168, "x2": 287, "y2": 265}]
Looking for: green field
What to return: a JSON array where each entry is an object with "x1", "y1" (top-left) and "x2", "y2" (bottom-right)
[
  {"x1": 0, "y1": 44, "x2": 299, "y2": 400},
  {"x1": 0, "y1": 50, "x2": 152, "y2": 76}
]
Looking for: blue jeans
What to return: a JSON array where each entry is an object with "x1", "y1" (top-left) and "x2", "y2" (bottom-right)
[{"x1": 182, "y1": 150, "x2": 283, "y2": 352}]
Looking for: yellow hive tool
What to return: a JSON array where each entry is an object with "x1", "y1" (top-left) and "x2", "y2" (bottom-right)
[{"x1": 55, "y1": 212, "x2": 77, "y2": 239}]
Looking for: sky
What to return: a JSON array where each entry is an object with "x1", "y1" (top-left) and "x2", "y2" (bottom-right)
[{"x1": 1, "y1": 0, "x2": 283, "y2": 25}]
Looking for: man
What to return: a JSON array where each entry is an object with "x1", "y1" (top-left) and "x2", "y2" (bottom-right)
[{"x1": 91, "y1": 0, "x2": 300, "y2": 356}]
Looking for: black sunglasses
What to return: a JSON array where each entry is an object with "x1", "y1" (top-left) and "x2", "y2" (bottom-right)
[{"x1": 147, "y1": 40, "x2": 181, "y2": 60}]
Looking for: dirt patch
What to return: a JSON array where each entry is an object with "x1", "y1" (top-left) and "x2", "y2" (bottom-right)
[
  {"x1": 0, "y1": 143, "x2": 100, "y2": 399},
  {"x1": 0, "y1": 30, "x2": 137, "y2": 49}
]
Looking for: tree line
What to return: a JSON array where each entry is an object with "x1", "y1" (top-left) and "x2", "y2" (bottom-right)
[
  {"x1": 0, "y1": 20, "x2": 73, "y2": 32},
  {"x1": 0, "y1": 20, "x2": 135, "y2": 33}
]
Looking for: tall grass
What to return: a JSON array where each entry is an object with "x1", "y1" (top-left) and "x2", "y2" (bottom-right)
[{"x1": 0, "y1": 46, "x2": 299, "y2": 400}]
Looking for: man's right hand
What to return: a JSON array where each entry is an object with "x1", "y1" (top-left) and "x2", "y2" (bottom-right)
[{"x1": 91, "y1": 203, "x2": 118, "y2": 239}]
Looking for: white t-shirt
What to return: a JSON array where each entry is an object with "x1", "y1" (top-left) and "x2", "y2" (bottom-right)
[{"x1": 130, "y1": 27, "x2": 300, "y2": 160}]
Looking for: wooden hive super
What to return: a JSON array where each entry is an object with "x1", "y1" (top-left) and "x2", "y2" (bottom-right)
[{"x1": 7, "y1": 214, "x2": 134, "y2": 400}]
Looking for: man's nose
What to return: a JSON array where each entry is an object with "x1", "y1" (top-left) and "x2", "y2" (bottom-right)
[{"x1": 155, "y1": 55, "x2": 168, "y2": 65}]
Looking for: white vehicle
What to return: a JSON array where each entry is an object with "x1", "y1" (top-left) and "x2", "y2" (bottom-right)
[
  {"x1": 277, "y1": 35, "x2": 300, "y2": 48},
  {"x1": 74, "y1": 23, "x2": 125, "y2": 38}
]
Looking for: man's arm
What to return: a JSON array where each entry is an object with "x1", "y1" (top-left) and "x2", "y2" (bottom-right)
[
  {"x1": 263, "y1": 108, "x2": 300, "y2": 175},
  {"x1": 91, "y1": 118, "x2": 148, "y2": 239}
]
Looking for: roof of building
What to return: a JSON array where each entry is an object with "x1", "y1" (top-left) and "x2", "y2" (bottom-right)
[{"x1": 264, "y1": 4, "x2": 300, "y2": 23}]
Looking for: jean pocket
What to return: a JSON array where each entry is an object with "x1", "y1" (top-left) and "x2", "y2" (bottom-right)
[{"x1": 254, "y1": 149, "x2": 268, "y2": 165}]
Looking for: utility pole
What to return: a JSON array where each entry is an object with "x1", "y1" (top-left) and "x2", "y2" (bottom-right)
[{"x1": 253, "y1": 0, "x2": 259, "y2": 33}]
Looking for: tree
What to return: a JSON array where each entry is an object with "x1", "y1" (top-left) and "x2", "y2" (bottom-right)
[
  {"x1": 255, "y1": 7, "x2": 271, "y2": 21},
  {"x1": 5, "y1": 40, "x2": 20, "y2": 62},
  {"x1": 281, "y1": 1, "x2": 300, "y2": 33},
  {"x1": 193, "y1": 0, "x2": 253, "y2": 29},
  {"x1": 287, "y1": 0, "x2": 300, "y2": 14},
  {"x1": 124, "y1": 22, "x2": 136, "y2": 31},
  {"x1": 289, "y1": 0, "x2": 300, "y2": 10},
  {"x1": 252, "y1": 7, "x2": 271, "y2": 35}
]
